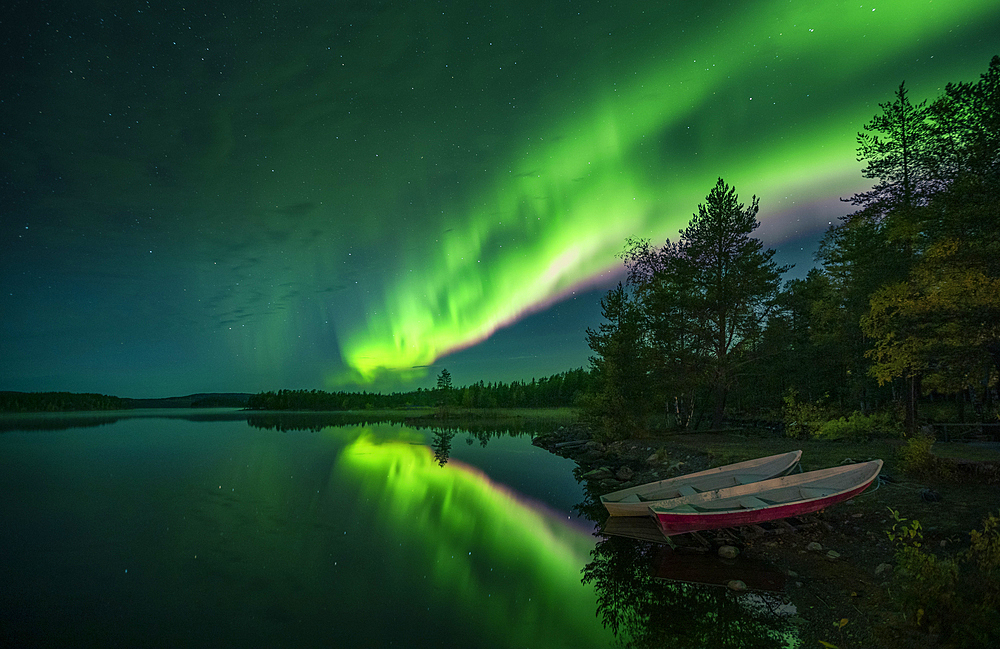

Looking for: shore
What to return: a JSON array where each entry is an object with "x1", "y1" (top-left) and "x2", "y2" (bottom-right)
[{"x1": 534, "y1": 424, "x2": 1000, "y2": 649}]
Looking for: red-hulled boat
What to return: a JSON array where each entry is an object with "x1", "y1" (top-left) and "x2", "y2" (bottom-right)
[{"x1": 648, "y1": 460, "x2": 882, "y2": 536}]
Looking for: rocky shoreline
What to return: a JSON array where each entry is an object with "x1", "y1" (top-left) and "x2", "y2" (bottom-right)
[{"x1": 533, "y1": 424, "x2": 999, "y2": 648}]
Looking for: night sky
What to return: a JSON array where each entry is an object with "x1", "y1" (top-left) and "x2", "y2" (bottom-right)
[{"x1": 2, "y1": 1, "x2": 998, "y2": 397}]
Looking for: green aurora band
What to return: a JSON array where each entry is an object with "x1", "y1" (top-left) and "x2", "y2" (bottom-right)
[
  {"x1": 337, "y1": 432, "x2": 613, "y2": 648},
  {"x1": 338, "y1": 0, "x2": 1000, "y2": 384}
]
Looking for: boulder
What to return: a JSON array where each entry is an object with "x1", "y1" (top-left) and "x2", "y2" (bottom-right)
[
  {"x1": 727, "y1": 580, "x2": 747, "y2": 592},
  {"x1": 616, "y1": 466, "x2": 634, "y2": 481}
]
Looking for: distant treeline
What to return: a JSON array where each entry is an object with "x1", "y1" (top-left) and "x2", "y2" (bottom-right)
[
  {"x1": 246, "y1": 367, "x2": 593, "y2": 411},
  {"x1": 0, "y1": 391, "x2": 126, "y2": 412}
]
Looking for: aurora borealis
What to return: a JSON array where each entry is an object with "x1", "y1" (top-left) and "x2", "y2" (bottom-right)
[{"x1": 3, "y1": 0, "x2": 999, "y2": 396}]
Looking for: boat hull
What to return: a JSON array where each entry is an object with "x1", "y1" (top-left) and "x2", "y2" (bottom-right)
[{"x1": 650, "y1": 460, "x2": 882, "y2": 536}]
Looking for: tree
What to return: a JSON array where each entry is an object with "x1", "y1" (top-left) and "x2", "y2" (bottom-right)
[
  {"x1": 624, "y1": 178, "x2": 788, "y2": 429},
  {"x1": 585, "y1": 283, "x2": 653, "y2": 438},
  {"x1": 436, "y1": 367, "x2": 453, "y2": 392},
  {"x1": 435, "y1": 367, "x2": 454, "y2": 412},
  {"x1": 847, "y1": 81, "x2": 939, "y2": 224},
  {"x1": 863, "y1": 239, "x2": 1000, "y2": 397},
  {"x1": 827, "y1": 56, "x2": 1000, "y2": 431}
]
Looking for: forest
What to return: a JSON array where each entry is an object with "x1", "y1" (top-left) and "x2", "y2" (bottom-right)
[{"x1": 582, "y1": 55, "x2": 1000, "y2": 440}]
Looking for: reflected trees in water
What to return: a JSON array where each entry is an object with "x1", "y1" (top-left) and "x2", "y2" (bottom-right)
[{"x1": 582, "y1": 534, "x2": 794, "y2": 648}]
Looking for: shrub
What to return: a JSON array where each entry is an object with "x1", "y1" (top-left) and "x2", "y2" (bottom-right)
[
  {"x1": 886, "y1": 510, "x2": 1000, "y2": 645},
  {"x1": 898, "y1": 434, "x2": 951, "y2": 479},
  {"x1": 781, "y1": 389, "x2": 828, "y2": 438}
]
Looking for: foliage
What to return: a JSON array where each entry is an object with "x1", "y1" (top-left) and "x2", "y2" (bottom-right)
[
  {"x1": 246, "y1": 367, "x2": 594, "y2": 411},
  {"x1": 967, "y1": 512, "x2": 1000, "y2": 611},
  {"x1": 886, "y1": 510, "x2": 1000, "y2": 646},
  {"x1": 0, "y1": 391, "x2": 127, "y2": 412},
  {"x1": 814, "y1": 411, "x2": 899, "y2": 441},
  {"x1": 600, "y1": 179, "x2": 787, "y2": 432},
  {"x1": 897, "y1": 434, "x2": 952, "y2": 480},
  {"x1": 886, "y1": 507, "x2": 924, "y2": 548},
  {"x1": 862, "y1": 238, "x2": 1000, "y2": 395},
  {"x1": 584, "y1": 283, "x2": 655, "y2": 441},
  {"x1": 780, "y1": 389, "x2": 829, "y2": 438}
]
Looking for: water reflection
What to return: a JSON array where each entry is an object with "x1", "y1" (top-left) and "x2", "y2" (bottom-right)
[
  {"x1": 337, "y1": 432, "x2": 614, "y2": 648},
  {"x1": 575, "y1": 491, "x2": 796, "y2": 649},
  {"x1": 1, "y1": 411, "x2": 799, "y2": 647}
]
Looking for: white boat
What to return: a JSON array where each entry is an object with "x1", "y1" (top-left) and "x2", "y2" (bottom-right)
[{"x1": 600, "y1": 450, "x2": 802, "y2": 517}]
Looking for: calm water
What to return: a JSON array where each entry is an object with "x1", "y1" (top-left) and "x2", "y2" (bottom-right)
[{"x1": 1, "y1": 410, "x2": 797, "y2": 648}]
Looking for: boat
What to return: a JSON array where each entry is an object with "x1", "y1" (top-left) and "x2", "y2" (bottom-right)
[
  {"x1": 600, "y1": 450, "x2": 802, "y2": 517},
  {"x1": 648, "y1": 459, "x2": 883, "y2": 536}
]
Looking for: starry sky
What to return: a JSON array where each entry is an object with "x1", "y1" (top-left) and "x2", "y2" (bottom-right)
[{"x1": 2, "y1": 0, "x2": 998, "y2": 398}]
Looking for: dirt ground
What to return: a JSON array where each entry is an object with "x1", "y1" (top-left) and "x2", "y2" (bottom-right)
[{"x1": 537, "y1": 428, "x2": 1000, "y2": 649}]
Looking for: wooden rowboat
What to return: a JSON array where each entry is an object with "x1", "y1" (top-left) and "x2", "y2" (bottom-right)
[
  {"x1": 600, "y1": 450, "x2": 802, "y2": 517},
  {"x1": 648, "y1": 460, "x2": 883, "y2": 536}
]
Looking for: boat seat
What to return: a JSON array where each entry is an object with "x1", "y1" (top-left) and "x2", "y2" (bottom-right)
[
  {"x1": 677, "y1": 485, "x2": 698, "y2": 497},
  {"x1": 799, "y1": 487, "x2": 831, "y2": 499},
  {"x1": 739, "y1": 496, "x2": 768, "y2": 509},
  {"x1": 619, "y1": 494, "x2": 642, "y2": 503}
]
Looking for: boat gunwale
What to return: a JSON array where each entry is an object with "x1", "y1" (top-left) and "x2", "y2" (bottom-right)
[
  {"x1": 648, "y1": 460, "x2": 883, "y2": 534},
  {"x1": 600, "y1": 450, "x2": 802, "y2": 516}
]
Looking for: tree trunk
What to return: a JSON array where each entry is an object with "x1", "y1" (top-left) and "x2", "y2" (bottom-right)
[
  {"x1": 904, "y1": 372, "x2": 921, "y2": 436},
  {"x1": 712, "y1": 384, "x2": 727, "y2": 429}
]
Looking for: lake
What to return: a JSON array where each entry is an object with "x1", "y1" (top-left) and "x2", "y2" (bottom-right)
[{"x1": 0, "y1": 410, "x2": 797, "y2": 648}]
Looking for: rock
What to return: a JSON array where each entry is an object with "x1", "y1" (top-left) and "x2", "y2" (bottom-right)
[
  {"x1": 921, "y1": 488, "x2": 942, "y2": 502},
  {"x1": 717, "y1": 545, "x2": 739, "y2": 559},
  {"x1": 826, "y1": 550, "x2": 841, "y2": 561},
  {"x1": 727, "y1": 579, "x2": 747, "y2": 592},
  {"x1": 806, "y1": 541, "x2": 824, "y2": 553},
  {"x1": 585, "y1": 441, "x2": 606, "y2": 453},
  {"x1": 786, "y1": 569, "x2": 798, "y2": 578},
  {"x1": 875, "y1": 563, "x2": 893, "y2": 576},
  {"x1": 616, "y1": 466, "x2": 634, "y2": 481},
  {"x1": 645, "y1": 453, "x2": 660, "y2": 465},
  {"x1": 581, "y1": 467, "x2": 613, "y2": 481}
]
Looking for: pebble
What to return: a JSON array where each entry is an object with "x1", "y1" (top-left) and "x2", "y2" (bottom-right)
[
  {"x1": 826, "y1": 550, "x2": 841, "y2": 561},
  {"x1": 875, "y1": 563, "x2": 893, "y2": 576},
  {"x1": 718, "y1": 545, "x2": 739, "y2": 559},
  {"x1": 806, "y1": 541, "x2": 824, "y2": 552}
]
